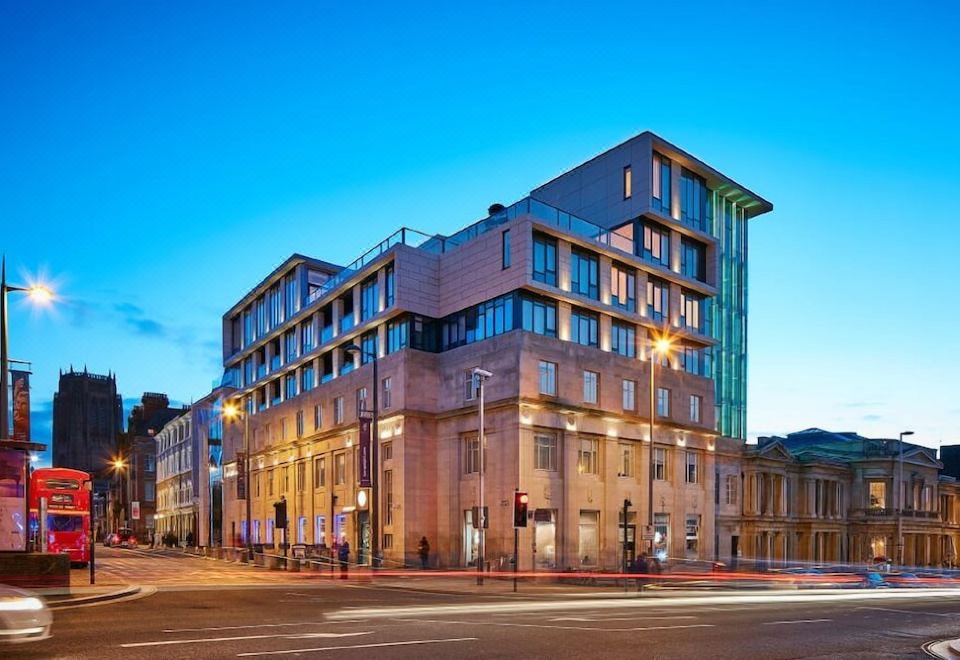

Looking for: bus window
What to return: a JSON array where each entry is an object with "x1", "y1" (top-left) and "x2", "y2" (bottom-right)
[{"x1": 48, "y1": 515, "x2": 84, "y2": 532}]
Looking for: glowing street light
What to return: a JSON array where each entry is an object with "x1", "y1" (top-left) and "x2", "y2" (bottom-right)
[
  {"x1": 1, "y1": 256, "x2": 57, "y2": 439},
  {"x1": 222, "y1": 400, "x2": 252, "y2": 560}
]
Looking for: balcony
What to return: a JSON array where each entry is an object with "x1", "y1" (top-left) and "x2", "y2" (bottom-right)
[{"x1": 855, "y1": 507, "x2": 941, "y2": 521}]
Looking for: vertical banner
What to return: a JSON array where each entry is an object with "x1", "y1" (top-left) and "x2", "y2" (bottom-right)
[
  {"x1": 236, "y1": 452, "x2": 246, "y2": 499},
  {"x1": 131, "y1": 501, "x2": 140, "y2": 520},
  {"x1": 358, "y1": 418, "x2": 371, "y2": 488},
  {"x1": 11, "y1": 370, "x2": 30, "y2": 442}
]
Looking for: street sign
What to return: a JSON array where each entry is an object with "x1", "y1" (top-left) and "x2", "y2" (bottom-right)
[{"x1": 641, "y1": 524, "x2": 654, "y2": 541}]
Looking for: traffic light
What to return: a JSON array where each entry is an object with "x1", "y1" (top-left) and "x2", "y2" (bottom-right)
[
  {"x1": 274, "y1": 498, "x2": 287, "y2": 529},
  {"x1": 513, "y1": 491, "x2": 529, "y2": 528}
]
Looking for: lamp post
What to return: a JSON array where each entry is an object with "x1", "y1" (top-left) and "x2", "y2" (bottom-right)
[
  {"x1": 647, "y1": 334, "x2": 672, "y2": 557},
  {"x1": 472, "y1": 367, "x2": 493, "y2": 586},
  {"x1": 111, "y1": 457, "x2": 127, "y2": 532},
  {"x1": 0, "y1": 256, "x2": 54, "y2": 439},
  {"x1": 897, "y1": 430, "x2": 914, "y2": 567},
  {"x1": 344, "y1": 343, "x2": 379, "y2": 567},
  {"x1": 223, "y1": 402, "x2": 251, "y2": 560}
]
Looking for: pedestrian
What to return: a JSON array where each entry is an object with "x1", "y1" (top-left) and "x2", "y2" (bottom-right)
[
  {"x1": 186, "y1": 531, "x2": 194, "y2": 548},
  {"x1": 339, "y1": 539, "x2": 350, "y2": 579},
  {"x1": 417, "y1": 536, "x2": 430, "y2": 569},
  {"x1": 636, "y1": 553, "x2": 649, "y2": 592}
]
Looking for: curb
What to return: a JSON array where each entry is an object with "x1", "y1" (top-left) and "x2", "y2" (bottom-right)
[{"x1": 47, "y1": 585, "x2": 142, "y2": 609}]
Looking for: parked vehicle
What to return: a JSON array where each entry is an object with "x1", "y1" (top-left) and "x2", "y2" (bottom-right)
[{"x1": 105, "y1": 528, "x2": 138, "y2": 548}]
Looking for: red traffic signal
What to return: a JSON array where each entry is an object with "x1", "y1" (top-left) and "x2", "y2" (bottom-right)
[{"x1": 513, "y1": 491, "x2": 529, "y2": 528}]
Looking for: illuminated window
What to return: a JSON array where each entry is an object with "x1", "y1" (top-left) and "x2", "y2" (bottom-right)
[
  {"x1": 623, "y1": 165, "x2": 632, "y2": 199},
  {"x1": 583, "y1": 370, "x2": 599, "y2": 404}
]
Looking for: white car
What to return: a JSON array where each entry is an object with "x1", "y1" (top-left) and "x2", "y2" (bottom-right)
[{"x1": 0, "y1": 585, "x2": 52, "y2": 644}]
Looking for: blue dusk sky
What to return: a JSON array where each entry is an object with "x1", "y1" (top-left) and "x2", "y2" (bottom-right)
[{"x1": 2, "y1": 1, "x2": 957, "y2": 465}]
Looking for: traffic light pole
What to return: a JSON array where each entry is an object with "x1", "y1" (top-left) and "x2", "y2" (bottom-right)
[{"x1": 513, "y1": 528, "x2": 518, "y2": 593}]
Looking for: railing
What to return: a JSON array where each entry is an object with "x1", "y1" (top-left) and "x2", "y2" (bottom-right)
[{"x1": 856, "y1": 507, "x2": 941, "y2": 520}]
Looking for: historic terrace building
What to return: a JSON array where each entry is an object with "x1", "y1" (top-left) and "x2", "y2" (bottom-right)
[
  {"x1": 219, "y1": 132, "x2": 772, "y2": 568},
  {"x1": 155, "y1": 411, "x2": 198, "y2": 545}
]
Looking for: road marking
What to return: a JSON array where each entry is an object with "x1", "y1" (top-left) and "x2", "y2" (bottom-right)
[
  {"x1": 399, "y1": 617, "x2": 714, "y2": 633},
  {"x1": 858, "y1": 607, "x2": 953, "y2": 617},
  {"x1": 163, "y1": 621, "x2": 364, "y2": 633},
  {"x1": 121, "y1": 631, "x2": 371, "y2": 648},
  {"x1": 550, "y1": 615, "x2": 697, "y2": 622},
  {"x1": 237, "y1": 637, "x2": 479, "y2": 656},
  {"x1": 762, "y1": 618, "x2": 833, "y2": 625}
]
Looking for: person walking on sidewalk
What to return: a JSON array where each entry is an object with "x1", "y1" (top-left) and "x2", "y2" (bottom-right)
[
  {"x1": 338, "y1": 540, "x2": 350, "y2": 579},
  {"x1": 417, "y1": 536, "x2": 430, "y2": 569}
]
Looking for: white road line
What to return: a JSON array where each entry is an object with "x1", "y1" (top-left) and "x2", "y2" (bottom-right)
[
  {"x1": 762, "y1": 618, "x2": 833, "y2": 625},
  {"x1": 237, "y1": 637, "x2": 479, "y2": 656},
  {"x1": 858, "y1": 606, "x2": 953, "y2": 617},
  {"x1": 121, "y1": 631, "x2": 371, "y2": 648},
  {"x1": 550, "y1": 615, "x2": 697, "y2": 622},
  {"x1": 163, "y1": 621, "x2": 362, "y2": 633},
  {"x1": 399, "y1": 617, "x2": 714, "y2": 633}
]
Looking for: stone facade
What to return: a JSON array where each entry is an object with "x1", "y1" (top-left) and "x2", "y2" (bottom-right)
[{"x1": 155, "y1": 411, "x2": 198, "y2": 545}]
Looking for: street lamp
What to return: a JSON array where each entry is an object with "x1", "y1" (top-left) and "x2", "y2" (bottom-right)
[
  {"x1": 0, "y1": 256, "x2": 55, "y2": 439},
  {"x1": 897, "y1": 430, "x2": 915, "y2": 567},
  {"x1": 222, "y1": 402, "x2": 251, "y2": 560},
  {"x1": 647, "y1": 331, "x2": 673, "y2": 558},
  {"x1": 344, "y1": 342, "x2": 379, "y2": 567},
  {"x1": 472, "y1": 367, "x2": 492, "y2": 586},
  {"x1": 110, "y1": 457, "x2": 127, "y2": 531}
]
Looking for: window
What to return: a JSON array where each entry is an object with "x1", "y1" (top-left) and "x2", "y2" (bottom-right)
[
  {"x1": 869, "y1": 482, "x2": 886, "y2": 509},
  {"x1": 680, "y1": 345, "x2": 711, "y2": 377},
  {"x1": 570, "y1": 248, "x2": 599, "y2": 300},
  {"x1": 579, "y1": 511, "x2": 600, "y2": 565},
  {"x1": 284, "y1": 273, "x2": 298, "y2": 320},
  {"x1": 314, "y1": 457, "x2": 325, "y2": 488},
  {"x1": 577, "y1": 437, "x2": 599, "y2": 474},
  {"x1": 463, "y1": 435, "x2": 481, "y2": 474},
  {"x1": 282, "y1": 465, "x2": 290, "y2": 492},
  {"x1": 384, "y1": 469, "x2": 394, "y2": 525},
  {"x1": 685, "y1": 451, "x2": 699, "y2": 484},
  {"x1": 381, "y1": 264, "x2": 395, "y2": 309},
  {"x1": 647, "y1": 277, "x2": 669, "y2": 322},
  {"x1": 357, "y1": 387, "x2": 368, "y2": 416},
  {"x1": 654, "y1": 447, "x2": 667, "y2": 480},
  {"x1": 340, "y1": 294, "x2": 355, "y2": 333},
  {"x1": 570, "y1": 308, "x2": 598, "y2": 347},
  {"x1": 255, "y1": 471, "x2": 261, "y2": 497},
  {"x1": 244, "y1": 357, "x2": 254, "y2": 387},
  {"x1": 689, "y1": 395, "x2": 702, "y2": 423},
  {"x1": 464, "y1": 371, "x2": 479, "y2": 401},
  {"x1": 680, "y1": 291, "x2": 704, "y2": 333},
  {"x1": 441, "y1": 292, "x2": 515, "y2": 350},
  {"x1": 538, "y1": 360, "x2": 557, "y2": 396},
  {"x1": 301, "y1": 365, "x2": 314, "y2": 393},
  {"x1": 301, "y1": 319, "x2": 315, "y2": 354},
  {"x1": 320, "y1": 304, "x2": 333, "y2": 344},
  {"x1": 521, "y1": 295, "x2": 557, "y2": 337},
  {"x1": 685, "y1": 514, "x2": 701, "y2": 557},
  {"x1": 680, "y1": 167, "x2": 711, "y2": 232},
  {"x1": 654, "y1": 512, "x2": 669, "y2": 557},
  {"x1": 656, "y1": 387, "x2": 670, "y2": 417},
  {"x1": 623, "y1": 165, "x2": 632, "y2": 199},
  {"x1": 281, "y1": 418, "x2": 288, "y2": 440},
  {"x1": 622, "y1": 379, "x2": 636, "y2": 411},
  {"x1": 532, "y1": 233, "x2": 558, "y2": 286},
  {"x1": 534, "y1": 433, "x2": 558, "y2": 471},
  {"x1": 285, "y1": 329, "x2": 297, "y2": 363},
  {"x1": 313, "y1": 403, "x2": 322, "y2": 430},
  {"x1": 382, "y1": 377, "x2": 392, "y2": 409},
  {"x1": 285, "y1": 373, "x2": 297, "y2": 400},
  {"x1": 641, "y1": 221, "x2": 671, "y2": 268},
  {"x1": 266, "y1": 519, "x2": 275, "y2": 544},
  {"x1": 361, "y1": 331, "x2": 377, "y2": 364},
  {"x1": 725, "y1": 474, "x2": 738, "y2": 505},
  {"x1": 383, "y1": 533, "x2": 393, "y2": 549},
  {"x1": 611, "y1": 321, "x2": 636, "y2": 357},
  {"x1": 315, "y1": 515, "x2": 326, "y2": 545},
  {"x1": 387, "y1": 318, "x2": 408, "y2": 353},
  {"x1": 267, "y1": 469, "x2": 275, "y2": 496},
  {"x1": 382, "y1": 442, "x2": 393, "y2": 460},
  {"x1": 361, "y1": 276, "x2": 379, "y2": 321},
  {"x1": 296, "y1": 462, "x2": 305, "y2": 491},
  {"x1": 334, "y1": 453, "x2": 345, "y2": 485},
  {"x1": 334, "y1": 397, "x2": 344, "y2": 425},
  {"x1": 611, "y1": 262, "x2": 635, "y2": 311},
  {"x1": 144, "y1": 482, "x2": 155, "y2": 502},
  {"x1": 502, "y1": 229, "x2": 511, "y2": 269},
  {"x1": 681, "y1": 238, "x2": 706, "y2": 282},
  {"x1": 652, "y1": 152, "x2": 671, "y2": 214},
  {"x1": 583, "y1": 370, "x2": 599, "y2": 404},
  {"x1": 296, "y1": 410, "x2": 304, "y2": 438},
  {"x1": 619, "y1": 443, "x2": 634, "y2": 477}
]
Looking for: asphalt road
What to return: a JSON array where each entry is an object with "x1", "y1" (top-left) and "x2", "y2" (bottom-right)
[{"x1": 10, "y1": 549, "x2": 960, "y2": 659}]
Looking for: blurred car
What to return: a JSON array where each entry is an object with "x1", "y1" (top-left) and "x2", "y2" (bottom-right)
[
  {"x1": 864, "y1": 572, "x2": 890, "y2": 588},
  {"x1": 0, "y1": 585, "x2": 52, "y2": 644},
  {"x1": 104, "y1": 528, "x2": 138, "y2": 548}
]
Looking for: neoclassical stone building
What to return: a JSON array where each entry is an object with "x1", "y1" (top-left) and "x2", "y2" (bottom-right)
[{"x1": 716, "y1": 428, "x2": 960, "y2": 567}]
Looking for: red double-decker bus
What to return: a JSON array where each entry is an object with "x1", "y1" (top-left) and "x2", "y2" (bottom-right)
[{"x1": 29, "y1": 467, "x2": 91, "y2": 565}]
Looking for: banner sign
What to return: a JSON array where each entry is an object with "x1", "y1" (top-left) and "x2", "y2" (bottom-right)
[
  {"x1": 358, "y1": 418, "x2": 371, "y2": 488},
  {"x1": 11, "y1": 370, "x2": 30, "y2": 442},
  {"x1": 131, "y1": 500, "x2": 141, "y2": 520},
  {"x1": 236, "y1": 452, "x2": 247, "y2": 500}
]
